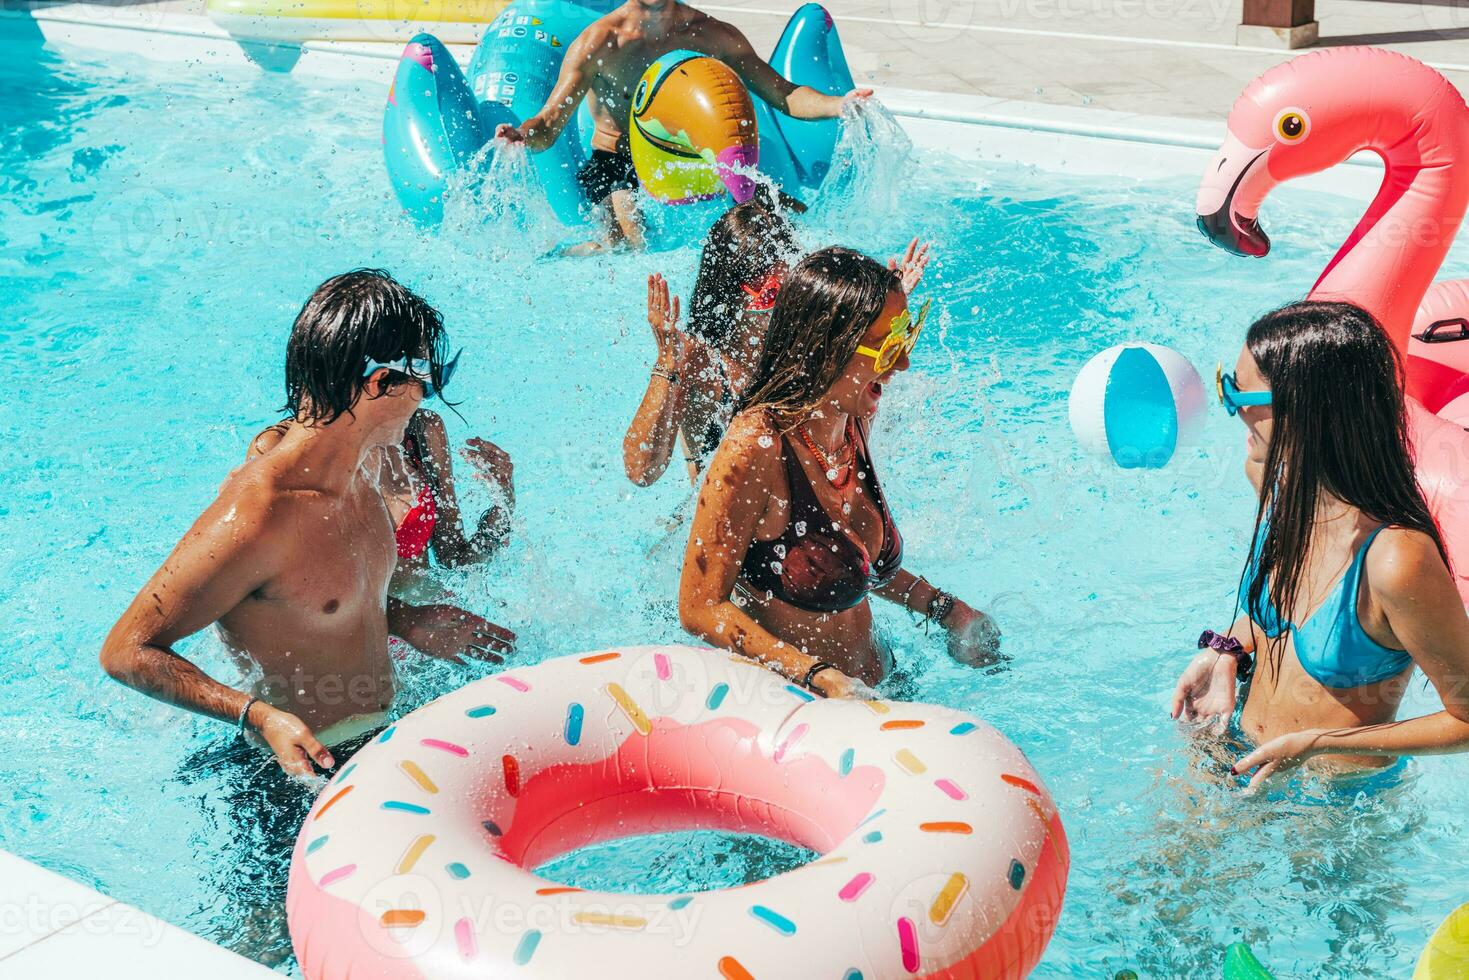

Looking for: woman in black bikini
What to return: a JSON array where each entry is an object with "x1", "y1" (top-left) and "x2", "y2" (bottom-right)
[{"x1": 678, "y1": 246, "x2": 998, "y2": 698}]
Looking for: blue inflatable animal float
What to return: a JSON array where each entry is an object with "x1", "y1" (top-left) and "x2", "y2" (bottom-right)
[{"x1": 382, "y1": 0, "x2": 855, "y2": 224}]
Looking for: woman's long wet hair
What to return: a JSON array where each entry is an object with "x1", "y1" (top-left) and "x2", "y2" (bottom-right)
[
  {"x1": 1243, "y1": 301, "x2": 1447, "y2": 665},
  {"x1": 284, "y1": 269, "x2": 452, "y2": 425},
  {"x1": 739, "y1": 246, "x2": 899, "y2": 424},
  {"x1": 686, "y1": 186, "x2": 800, "y2": 354}
]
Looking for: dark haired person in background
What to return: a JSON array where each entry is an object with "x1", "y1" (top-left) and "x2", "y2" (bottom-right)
[
  {"x1": 678, "y1": 247, "x2": 997, "y2": 699},
  {"x1": 1172, "y1": 302, "x2": 1469, "y2": 789},
  {"x1": 101, "y1": 269, "x2": 515, "y2": 782},
  {"x1": 624, "y1": 195, "x2": 801, "y2": 486}
]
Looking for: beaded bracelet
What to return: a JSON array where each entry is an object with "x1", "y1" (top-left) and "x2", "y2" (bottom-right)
[
  {"x1": 900, "y1": 576, "x2": 928, "y2": 625},
  {"x1": 927, "y1": 590, "x2": 956, "y2": 629}
]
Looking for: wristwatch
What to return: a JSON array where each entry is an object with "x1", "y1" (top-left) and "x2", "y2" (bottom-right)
[
  {"x1": 801, "y1": 661, "x2": 839, "y2": 696},
  {"x1": 1198, "y1": 629, "x2": 1254, "y2": 681}
]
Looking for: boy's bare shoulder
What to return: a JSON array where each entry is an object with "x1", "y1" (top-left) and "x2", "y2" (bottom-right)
[
  {"x1": 218, "y1": 451, "x2": 335, "y2": 523},
  {"x1": 579, "y1": 9, "x2": 633, "y2": 51}
]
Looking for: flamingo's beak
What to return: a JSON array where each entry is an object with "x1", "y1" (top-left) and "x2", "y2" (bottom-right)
[{"x1": 1196, "y1": 132, "x2": 1272, "y2": 257}]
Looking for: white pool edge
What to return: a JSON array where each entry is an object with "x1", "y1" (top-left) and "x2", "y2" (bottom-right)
[{"x1": 0, "y1": 850, "x2": 276, "y2": 977}]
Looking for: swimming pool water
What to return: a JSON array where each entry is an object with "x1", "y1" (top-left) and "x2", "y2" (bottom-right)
[{"x1": 3, "y1": 36, "x2": 1469, "y2": 979}]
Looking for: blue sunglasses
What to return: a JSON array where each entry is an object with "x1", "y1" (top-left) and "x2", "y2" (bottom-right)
[
  {"x1": 1216, "y1": 363, "x2": 1272, "y2": 416},
  {"x1": 363, "y1": 348, "x2": 461, "y2": 400}
]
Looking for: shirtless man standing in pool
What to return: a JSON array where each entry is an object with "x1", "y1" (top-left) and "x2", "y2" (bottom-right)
[
  {"x1": 101, "y1": 270, "x2": 515, "y2": 779},
  {"x1": 496, "y1": 0, "x2": 870, "y2": 251}
]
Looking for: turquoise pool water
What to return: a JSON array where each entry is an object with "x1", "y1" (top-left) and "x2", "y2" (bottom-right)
[{"x1": 4, "y1": 36, "x2": 1469, "y2": 979}]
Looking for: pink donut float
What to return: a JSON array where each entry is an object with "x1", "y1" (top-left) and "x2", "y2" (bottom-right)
[
  {"x1": 1195, "y1": 47, "x2": 1469, "y2": 601},
  {"x1": 286, "y1": 645, "x2": 1069, "y2": 979}
]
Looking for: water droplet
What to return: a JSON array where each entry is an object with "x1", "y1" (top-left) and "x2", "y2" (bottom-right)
[{"x1": 757, "y1": 435, "x2": 774, "y2": 448}]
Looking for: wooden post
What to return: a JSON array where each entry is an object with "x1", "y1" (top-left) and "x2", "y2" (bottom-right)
[{"x1": 1239, "y1": 0, "x2": 1318, "y2": 48}]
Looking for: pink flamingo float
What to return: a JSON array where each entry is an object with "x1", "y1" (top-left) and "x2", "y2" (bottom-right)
[{"x1": 1195, "y1": 47, "x2": 1469, "y2": 601}]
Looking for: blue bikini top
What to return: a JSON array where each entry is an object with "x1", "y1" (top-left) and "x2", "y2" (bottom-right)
[{"x1": 1239, "y1": 522, "x2": 1413, "y2": 689}]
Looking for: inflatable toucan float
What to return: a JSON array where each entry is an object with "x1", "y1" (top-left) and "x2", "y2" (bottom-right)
[{"x1": 381, "y1": 0, "x2": 854, "y2": 224}]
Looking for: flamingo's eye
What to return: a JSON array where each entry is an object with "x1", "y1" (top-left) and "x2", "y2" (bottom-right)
[{"x1": 1274, "y1": 109, "x2": 1309, "y2": 143}]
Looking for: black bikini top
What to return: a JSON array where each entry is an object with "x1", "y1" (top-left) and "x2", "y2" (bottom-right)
[{"x1": 740, "y1": 418, "x2": 903, "y2": 613}]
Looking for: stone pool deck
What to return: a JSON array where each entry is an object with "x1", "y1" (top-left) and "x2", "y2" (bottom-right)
[
  {"x1": 3, "y1": 0, "x2": 1467, "y2": 119},
  {"x1": 721, "y1": 0, "x2": 1469, "y2": 118},
  {"x1": 0, "y1": 851, "x2": 273, "y2": 978}
]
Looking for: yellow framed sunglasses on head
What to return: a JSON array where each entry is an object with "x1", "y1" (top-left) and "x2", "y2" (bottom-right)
[{"x1": 856, "y1": 298, "x2": 932, "y2": 373}]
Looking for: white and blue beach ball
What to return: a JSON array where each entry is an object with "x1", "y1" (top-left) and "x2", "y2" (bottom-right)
[{"x1": 1068, "y1": 343, "x2": 1205, "y2": 469}]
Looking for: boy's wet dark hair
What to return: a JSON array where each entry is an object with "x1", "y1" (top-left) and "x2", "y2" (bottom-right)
[{"x1": 283, "y1": 269, "x2": 450, "y2": 425}]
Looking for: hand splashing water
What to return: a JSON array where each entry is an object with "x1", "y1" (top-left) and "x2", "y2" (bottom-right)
[
  {"x1": 808, "y1": 99, "x2": 914, "y2": 236},
  {"x1": 439, "y1": 138, "x2": 565, "y2": 258}
]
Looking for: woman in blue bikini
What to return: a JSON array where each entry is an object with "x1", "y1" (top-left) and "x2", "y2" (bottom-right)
[{"x1": 1172, "y1": 302, "x2": 1469, "y2": 789}]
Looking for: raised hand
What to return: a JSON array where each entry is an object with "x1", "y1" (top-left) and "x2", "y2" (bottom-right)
[
  {"x1": 647, "y1": 272, "x2": 686, "y2": 368},
  {"x1": 461, "y1": 437, "x2": 513, "y2": 497},
  {"x1": 889, "y1": 237, "x2": 933, "y2": 295}
]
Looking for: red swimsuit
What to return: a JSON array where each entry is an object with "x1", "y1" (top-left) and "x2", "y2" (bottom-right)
[{"x1": 394, "y1": 430, "x2": 438, "y2": 561}]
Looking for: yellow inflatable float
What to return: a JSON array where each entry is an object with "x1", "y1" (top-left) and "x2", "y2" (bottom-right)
[
  {"x1": 206, "y1": 0, "x2": 508, "y2": 44},
  {"x1": 1416, "y1": 903, "x2": 1469, "y2": 979},
  {"x1": 629, "y1": 50, "x2": 761, "y2": 205}
]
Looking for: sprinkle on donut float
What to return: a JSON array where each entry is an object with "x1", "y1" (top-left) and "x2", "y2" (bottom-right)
[{"x1": 286, "y1": 645, "x2": 1069, "y2": 979}]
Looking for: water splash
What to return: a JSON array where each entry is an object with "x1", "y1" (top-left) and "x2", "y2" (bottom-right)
[
  {"x1": 439, "y1": 140, "x2": 566, "y2": 259},
  {"x1": 808, "y1": 99, "x2": 914, "y2": 237}
]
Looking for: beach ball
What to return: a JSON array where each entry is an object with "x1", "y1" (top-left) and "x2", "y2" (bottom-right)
[{"x1": 1068, "y1": 343, "x2": 1204, "y2": 469}]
